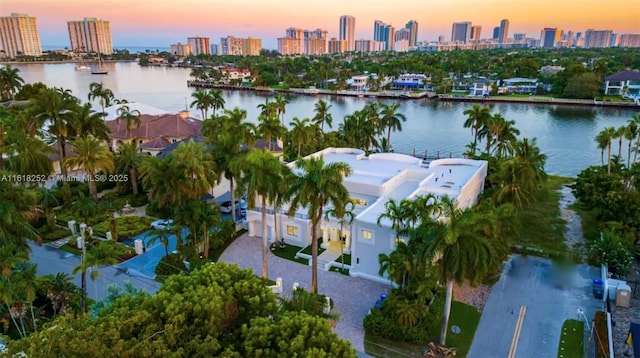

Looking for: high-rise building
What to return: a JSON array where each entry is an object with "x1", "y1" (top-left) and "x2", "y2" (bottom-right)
[
  {"x1": 373, "y1": 20, "x2": 394, "y2": 51},
  {"x1": 540, "y1": 28, "x2": 561, "y2": 48},
  {"x1": 67, "y1": 17, "x2": 113, "y2": 55},
  {"x1": 0, "y1": 13, "x2": 42, "y2": 58},
  {"x1": 170, "y1": 42, "x2": 192, "y2": 57},
  {"x1": 405, "y1": 20, "x2": 418, "y2": 47},
  {"x1": 470, "y1": 25, "x2": 482, "y2": 41},
  {"x1": 339, "y1": 15, "x2": 356, "y2": 51},
  {"x1": 355, "y1": 39, "x2": 374, "y2": 52},
  {"x1": 498, "y1": 19, "x2": 509, "y2": 44},
  {"x1": 492, "y1": 27, "x2": 500, "y2": 40},
  {"x1": 619, "y1": 33, "x2": 640, "y2": 48},
  {"x1": 188, "y1": 37, "x2": 210, "y2": 55},
  {"x1": 451, "y1": 22, "x2": 472, "y2": 43},
  {"x1": 285, "y1": 27, "x2": 304, "y2": 39},
  {"x1": 584, "y1": 29, "x2": 613, "y2": 48},
  {"x1": 220, "y1": 36, "x2": 245, "y2": 55},
  {"x1": 513, "y1": 33, "x2": 526, "y2": 43},
  {"x1": 438, "y1": 35, "x2": 446, "y2": 43},
  {"x1": 245, "y1": 37, "x2": 262, "y2": 56},
  {"x1": 304, "y1": 38, "x2": 327, "y2": 55},
  {"x1": 277, "y1": 37, "x2": 302, "y2": 55},
  {"x1": 328, "y1": 37, "x2": 347, "y2": 54}
]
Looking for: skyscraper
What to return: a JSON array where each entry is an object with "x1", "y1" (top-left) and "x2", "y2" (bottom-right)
[
  {"x1": 498, "y1": 19, "x2": 510, "y2": 44},
  {"x1": 373, "y1": 20, "x2": 394, "y2": 51},
  {"x1": 451, "y1": 22, "x2": 472, "y2": 43},
  {"x1": 405, "y1": 20, "x2": 418, "y2": 47},
  {"x1": 67, "y1": 17, "x2": 113, "y2": 55},
  {"x1": 540, "y1": 28, "x2": 561, "y2": 48},
  {"x1": 339, "y1": 15, "x2": 355, "y2": 52},
  {"x1": 492, "y1": 27, "x2": 500, "y2": 40},
  {"x1": 187, "y1": 37, "x2": 211, "y2": 55},
  {"x1": 619, "y1": 33, "x2": 640, "y2": 48},
  {"x1": 0, "y1": 13, "x2": 42, "y2": 58},
  {"x1": 584, "y1": 29, "x2": 613, "y2": 48},
  {"x1": 470, "y1": 25, "x2": 482, "y2": 41}
]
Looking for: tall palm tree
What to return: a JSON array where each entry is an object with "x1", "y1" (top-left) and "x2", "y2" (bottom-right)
[
  {"x1": 463, "y1": 104, "x2": 491, "y2": 149},
  {"x1": 313, "y1": 99, "x2": 333, "y2": 132},
  {"x1": 38, "y1": 187, "x2": 59, "y2": 229},
  {"x1": 116, "y1": 105, "x2": 141, "y2": 139},
  {"x1": 491, "y1": 114, "x2": 520, "y2": 158},
  {"x1": 147, "y1": 228, "x2": 172, "y2": 257},
  {"x1": 630, "y1": 113, "x2": 640, "y2": 164},
  {"x1": 64, "y1": 136, "x2": 115, "y2": 201},
  {"x1": 419, "y1": 196, "x2": 496, "y2": 346},
  {"x1": 171, "y1": 139, "x2": 218, "y2": 200},
  {"x1": 289, "y1": 117, "x2": 313, "y2": 158},
  {"x1": 0, "y1": 65, "x2": 24, "y2": 101},
  {"x1": 72, "y1": 240, "x2": 119, "y2": 311},
  {"x1": 379, "y1": 102, "x2": 406, "y2": 149},
  {"x1": 595, "y1": 131, "x2": 609, "y2": 166},
  {"x1": 209, "y1": 89, "x2": 226, "y2": 115},
  {"x1": 258, "y1": 115, "x2": 285, "y2": 151},
  {"x1": 626, "y1": 119, "x2": 640, "y2": 168},
  {"x1": 615, "y1": 125, "x2": 626, "y2": 159},
  {"x1": 287, "y1": 156, "x2": 352, "y2": 293},
  {"x1": 115, "y1": 142, "x2": 144, "y2": 196},
  {"x1": 324, "y1": 201, "x2": 355, "y2": 269},
  {"x1": 0, "y1": 179, "x2": 39, "y2": 252},
  {"x1": 140, "y1": 155, "x2": 186, "y2": 208},
  {"x1": 232, "y1": 149, "x2": 289, "y2": 280},
  {"x1": 274, "y1": 94, "x2": 289, "y2": 126},
  {"x1": 598, "y1": 126, "x2": 617, "y2": 173},
  {"x1": 87, "y1": 82, "x2": 114, "y2": 113},
  {"x1": 190, "y1": 89, "x2": 213, "y2": 119},
  {"x1": 45, "y1": 272, "x2": 77, "y2": 316},
  {"x1": 29, "y1": 87, "x2": 79, "y2": 176},
  {"x1": 257, "y1": 98, "x2": 278, "y2": 119}
]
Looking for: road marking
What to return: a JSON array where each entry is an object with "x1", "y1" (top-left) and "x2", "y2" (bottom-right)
[{"x1": 508, "y1": 305, "x2": 527, "y2": 358}]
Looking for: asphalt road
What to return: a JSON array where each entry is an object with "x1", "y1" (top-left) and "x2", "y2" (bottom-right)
[
  {"x1": 467, "y1": 255, "x2": 603, "y2": 358},
  {"x1": 28, "y1": 242, "x2": 160, "y2": 301}
]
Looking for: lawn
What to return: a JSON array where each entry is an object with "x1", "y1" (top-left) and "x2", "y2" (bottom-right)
[
  {"x1": 557, "y1": 319, "x2": 584, "y2": 358},
  {"x1": 300, "y1": 237, "x2": 325, "y2": 256},
  {"x1": 271, "y1": 243, "x2": 308, "y2": 265},
  {"x1": 446, "y1": 301, "x2": 482, "y2": 357},
  {"x1": 509, "y1": 175, "x2": 574, "y2": 258}
]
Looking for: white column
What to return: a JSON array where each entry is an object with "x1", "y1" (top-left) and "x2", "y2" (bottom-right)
[
  {"x1": 322, "y1": 227, "x2": 329, "y2": 248},
  {"x1": 345, "y1": 233, "x2": 351, "y2": 250}
]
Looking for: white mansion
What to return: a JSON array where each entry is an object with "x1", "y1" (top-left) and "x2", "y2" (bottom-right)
[{"x1": 246, "y1": 147, "x2": 488, "y2": 284}]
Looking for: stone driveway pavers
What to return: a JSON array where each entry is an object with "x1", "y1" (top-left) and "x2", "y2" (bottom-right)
[{"x1": 219, "y1": 234, "x2": 390, "y2": 353}]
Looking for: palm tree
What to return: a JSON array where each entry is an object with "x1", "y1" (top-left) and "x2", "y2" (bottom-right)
[
  {"x1": 147, "y1": 228, "x2": 172, "y2": 257},
  {"x1": 209, "y1": 89, "x2": 226, "y2": 115},
  {"x1": 140, "y1": 156, "x2": 185, "y2": 208},
  {"x1": 595, "y1": 131, "x2": 609, "y2": 166},
  {"x1": 463, "y1": 104, "x2": 491, "y2": 149},
  {"x1": 171, "y1": 139, "x2": 218, "y2": 200},
  {"x1": 64, "y1": 136, "x2": 115, "y2": 201},
  {"x1": 232, "y1": 149, "x2": 289, "y2": 280},
  {"x1": 0, "y1": 65, "x2": 24, "y2": 101},
  {"x1": 73, "y1": 103, "x2": 109, "y2": 140},
  {"x1": 116, "y1": 105, "x2": 141, "y2": 139},
  {"x1": 287, "y1": 156, "x2": 352, "y2": 293},
  {"x1": 45, "y1": 272, "x2": 77, "y2": 316},
  {"x1": 274, "y1": 94, "x2": 289, "y2": 126},
  {"x1": 258, "y1": 115, "x2": 285, "y2": 151},
  {"x1": 379, "y1": 102, "x2": 406, "y2": 149},
  {"x1": 490, "y1": 114, "x2": 520, "y2": 158},
  {"x1": 0, "y1": 180, "x2": 39, "y2": 251},
  {"x1": 38, "y1": 187, "x2": 59, "y2": 229},
  {"x1": 626, "y1": 119, "x2": 640, "y2": 167},
  {"x1": 630, "y1": 113, "x2": 640, "y2": 164},
  {"x1": 289, "y1": 117, "x2": 313, "y2": 157},
  {"x1": 420, "y1": 196, "x2": 497, "y2": 346},
  {"x1": 313, "y1": 99, "x2": 333, "y2": 132},
  {"x1": 115, "y1": 141, "x2": 144, "y2": 196},
  {"x1": 257, "y1": 98, "x2": 278, "y2": 119},
  {"x1": 615, "y1": 125, "x2": 626, "y2": 159},
  {"x1": 598, "y1": 127, "x2": 617, "y2": 174},
  {"x1": 87, "y1": 82, "x2": 114, "y2": 113},
  {"x1": 190, "y1": 89, "x2": 213, "y2": 119},
  {"x1": 73, "y1": 240, "x2": 119, "y2": 311}
]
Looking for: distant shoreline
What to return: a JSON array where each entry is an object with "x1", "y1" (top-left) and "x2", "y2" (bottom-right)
[{"x1": 0, "y1": 59, "x2": 136, "y2": 65}]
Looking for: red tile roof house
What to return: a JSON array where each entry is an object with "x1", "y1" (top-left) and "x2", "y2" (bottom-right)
[{"x1": 106, "y1": 110, "x2": 202, "y2": 156}]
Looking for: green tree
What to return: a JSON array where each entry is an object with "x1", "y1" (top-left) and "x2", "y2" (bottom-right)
[
  {"x1": 313, "y1": 99, "x2": 333, "y2": 131},
  {"x1": 0, "y1": 65, "x2": 24, "y2": 101},
  {"x1": 463, "y1": 104, "x2": 491, "y2": 151},
  {"x1": 73, "y1": 240, "x2": 119, "y2": 311},
  {"x1": 232, "y1": 149, "x2": 289, "y2": 280},
  {"x1": 115, "y1": 141, "x2": 144, "y2": 196},
  {"x1": 88, "y1": 82, "x2": 114, "y2": 113},
  {"x1": 289, "y1": 117, "x2": 313, "y2": 158},
  {"x1": 64, "y1": 136, "x2": 115, "y2": 201},
  {"x1": 38, "y1": 187, "x2": 59, "y2": 229},
  {"x1": 73, "y1": 102, "x2": 109, "y2": 140},
  {"x1": 562, "y1": 72, "x2": 601, "y2": 99},
  {"x1": 379, "y1": 102, "x2": 406, "y2": 149},
  {"x1": 288, "y1": 156, "x2": 352, "y2": 293},
  {"x1": 116, "y1": 105, "x2": 141, "y2": 139},
  {"x1": 190, "y1": 89, "x2": 213, "y2": 119}
]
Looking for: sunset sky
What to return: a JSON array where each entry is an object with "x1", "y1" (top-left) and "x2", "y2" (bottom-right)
[{"x1": 3, "y1": 0, "x2": 640, "y2": 49}]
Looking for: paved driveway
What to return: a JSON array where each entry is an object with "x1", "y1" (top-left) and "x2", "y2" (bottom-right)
[
  {"x1": 468, "y1": 255, "x2": 603, "y2": 358},
  {"x1": 219, "y1": 234, "x2": 390, "y2": 353}
]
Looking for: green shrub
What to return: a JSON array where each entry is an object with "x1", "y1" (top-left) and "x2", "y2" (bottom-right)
[
  {"x1": 155, "y1": 253, "x2": 188, "y2": 279},
  {"x1": 210, "y1": 220, "x2": 236, "y2": 250},
  {"x1": 146, "y1": 201, "x2": 173, "y2": 218},
  {"x1": 93, "y1": 216, "x2": 154, "y2": 239},
  {"x1": 96, "y1": 178, "x2": 117, "y2": 192},
  {"x1": 38, "y1": 226, "x2": 72, "y2": 241}
]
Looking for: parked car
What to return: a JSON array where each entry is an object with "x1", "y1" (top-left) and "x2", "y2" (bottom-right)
[
  {"x1": 219, "y1": 199, "x2": 247, "y2": 213},
  {"x1": 150, "y1": 219, "x2": 173, "y2": 230}
]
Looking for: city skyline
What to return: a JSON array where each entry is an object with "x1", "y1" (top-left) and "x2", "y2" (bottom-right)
[{"x1": 2, "y1": 0, "x2": 639, "y2": 49}]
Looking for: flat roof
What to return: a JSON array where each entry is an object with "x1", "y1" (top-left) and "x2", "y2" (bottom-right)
[{"x1": 298, "y1": 148, "x2": 487, "y2": 224}]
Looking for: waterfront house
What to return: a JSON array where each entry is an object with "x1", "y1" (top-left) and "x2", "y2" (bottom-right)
[
  {"x1": 499, "y1": 78, "x2": 539, "y2": 94},
  {"x1": 106, "y1": 110, "x2": 201, "y2": 156},
  {"x1": 349, "y1": 75, "x2": 370, "y2": 91},
  {"x1": 245, "y1": 147, "x2": 488, "y2": 284},
  {"x1": 469, "y1": 78, "x2": 494, "y2": 96},
  {"x1": 603, "y1": 70, "x2": 640, "y2": 96},
  {"x1": 219, "y1": 68, "x2": 253, "y2": 85},
  {"x1": 393, "y1": 74, "x2": 428, "y2": 90}
]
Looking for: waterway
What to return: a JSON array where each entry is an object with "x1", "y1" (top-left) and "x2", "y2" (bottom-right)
[{"x1": 14, "y1": 62, "x2": 640, "y2": 177}]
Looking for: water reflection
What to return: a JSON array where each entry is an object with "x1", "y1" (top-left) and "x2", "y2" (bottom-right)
[{"x1": 548, "y1": 106, "x2": 597, "y2": 120}]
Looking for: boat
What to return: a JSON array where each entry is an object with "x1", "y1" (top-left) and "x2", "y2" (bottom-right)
[
  {"x1": 75, "y1": 64, "x2": 90, "y2": 71},
  {"x1": 91, "y1": 54, "x2": 108, "y2": 75}
]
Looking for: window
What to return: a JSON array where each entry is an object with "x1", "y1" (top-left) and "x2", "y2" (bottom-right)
[
  {"x1": 362, "y1": 230, "x2": 372, "y2": 240},
  {"x1": 394, "y1": 237, "x2": 406, "y2": 246},
  {"x1": 286, "y1": 225, "x2": 298, "y2": 237}
]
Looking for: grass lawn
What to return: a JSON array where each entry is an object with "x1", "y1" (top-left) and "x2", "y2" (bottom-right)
[
  {"x1": 329, "y1": 266, "x2": 349, "y2": 275},
  {"x1": 300, "y1": 237, "x2": 325, "y2": 256},
  {"x1": 557, "y1": 319, "x2": 584, "y2": 358},
  {"x1": 271, "y1": 243, "x2": 309, "y2": 265},
  {"x1": 446, "y1": 301, "x2": 482, "y2": 357},
  {"x1": 335, "y1": 254, "x2": 351, "y2": 266},
  {"x1": 509, "y1": 175, "x2": 574, "y2": 258},
  {"x1": 363, "y1": 334, "x2": 426, "y2": 358}
]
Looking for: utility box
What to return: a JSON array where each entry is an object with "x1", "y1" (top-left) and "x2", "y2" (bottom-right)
[
  {"x1": 615, "y1": 284, "x2": 631, "y2": 308},
  {"x1": 134, "y1": 239, "x2": 144, "y2": 255},
  {"x1": 592, "y1": 279, "x2": 604, "y2": 299}
]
